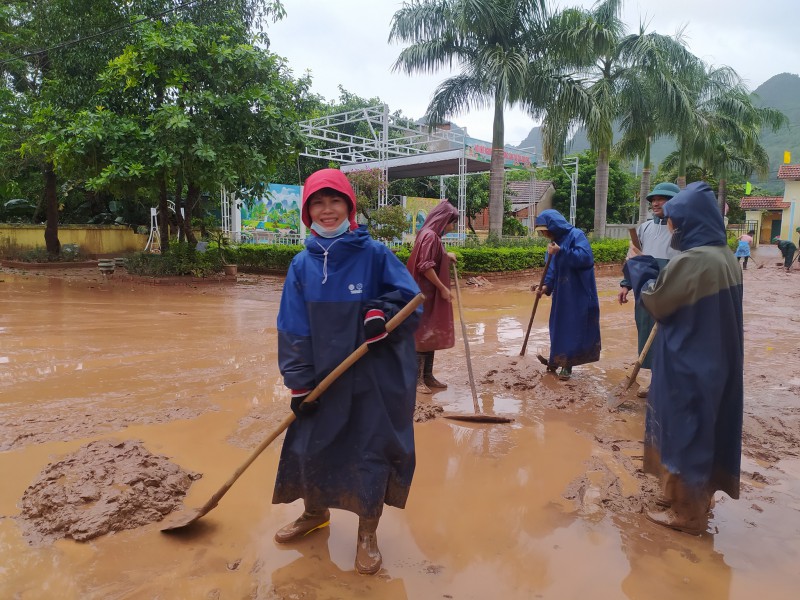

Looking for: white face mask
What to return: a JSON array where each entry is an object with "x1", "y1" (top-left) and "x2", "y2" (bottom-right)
[{"x1": 311, "y1": 219, "x2": 350, "y2": 238}]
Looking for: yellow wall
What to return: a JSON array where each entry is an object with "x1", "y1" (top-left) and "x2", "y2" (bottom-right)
[
  {"x1": 0, "y1": 225, "x2": 147, "y2": 255},
  {"x1": 781, "y1": 180, "x2": 800, "y2": 242}
]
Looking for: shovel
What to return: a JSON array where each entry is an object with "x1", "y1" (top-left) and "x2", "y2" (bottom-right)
[
  {"x1": 161, "y1": 293, "x2": 425, "y2": 532},
  {"x1": 520, "y1": 252, "x2": 554, "y2": 357},
  {"x1": 607, "y1": 322, "x2": 658, "y2": 411},
  {"x1": 443, "y1": 263, "x2": 513, "y2": 424}
]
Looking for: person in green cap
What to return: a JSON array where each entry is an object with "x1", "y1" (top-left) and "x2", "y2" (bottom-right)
[
  {"x1": 772, "y1": 235, "x2": 797, "y2": 272},
  {"x1": 618, "y1": 182, "x2": 681, "y2": 397}
]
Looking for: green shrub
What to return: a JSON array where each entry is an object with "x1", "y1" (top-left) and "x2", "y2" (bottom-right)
[
  {"x1": 228, "y1": 243, "x2": 304, "y2": 271},
  {"x1": 126, "y1": 243, "x2": 222, "y2": 277}
]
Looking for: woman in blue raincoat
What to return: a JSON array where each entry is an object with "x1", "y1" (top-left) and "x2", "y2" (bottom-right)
[
  {"x1": 533, "y1": 209, "x2": 601, "y2": 380},
  {"x1": 624, "y1": 181, "x2": 743, "y2": 535},
  {"x1": 272, "y1": 168, "x2": 421, "y2": 574}
]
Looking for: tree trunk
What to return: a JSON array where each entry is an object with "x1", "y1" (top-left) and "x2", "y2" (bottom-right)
[
  {"x1": 638, "y1": 168, "x2": 651, "y2": 223},
  {"x1": 174, "y1": 169, "x2": 185, "y2": 242},
  {"x1": 182, "y1": 181, "x2": 200, "y2": 245},
  {"x1": 638, "y1": 140, "x2": 652, "y2": 223},
  {"x1": 488, "y1": 94, "x2": 505, "y2": 238},
  {"x1": 717, "y1": 178, "x2": 727, "y2": 217},
  {"x1": 43, "y1": 162, "x2": 61, "y2": 257},
  {"x1": 677, "y1": 146, "x2": 687, "y2": 189},
  {"x1": 594, "y1": 146, "x2": 610, "y2": 238},
  {"x1": 158, "y1": 174, "x2": 170, "y2": 252}
]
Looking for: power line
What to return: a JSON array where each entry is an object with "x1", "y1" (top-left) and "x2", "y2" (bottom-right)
[{"x1": 0, "y1": 0, "x2": 217, "y2": 68}]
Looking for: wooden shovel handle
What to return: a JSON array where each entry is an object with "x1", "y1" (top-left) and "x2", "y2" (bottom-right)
[
  {"x1": 452, "y1": 263, "x2": 480, "y2": 414},
  {"x1": 520, "y1": 252, "x2": 554, "y2": 356},
  {"x1": 197, "y1": 292, "x2": 425, "y2": 513},
  {"x1": 622, "y1": 322, "x2": 658, "y2": 393}
]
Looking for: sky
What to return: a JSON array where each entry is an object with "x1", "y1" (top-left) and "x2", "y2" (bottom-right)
[{"x1": 266, "y1": 0, "x2": 798, "y2": 148}]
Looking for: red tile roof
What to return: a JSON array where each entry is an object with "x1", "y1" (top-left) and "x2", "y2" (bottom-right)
[
  {"x1": 740, "y1": 196, "x2": 790, "y2": 209},
  {"x1": 778, "y1": 164, "x2": 800, "y2": 180},
  {"x1": 507, "y1": 180, "x2": 553, "y2": 205}
]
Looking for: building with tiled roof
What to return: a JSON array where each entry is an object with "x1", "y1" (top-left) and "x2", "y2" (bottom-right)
[
  {"x1": 740, "y1": 197, "x2": 790, "y2": 210},
  {"x1": 741, "y1": 164, "x2": 800, "y2": 244},
  {"x1": 777, "y1": 164, "x2": 800, "y2": 180},
  {"x1": 471, "y1": 179, "x2": 555, "y2": 232}
]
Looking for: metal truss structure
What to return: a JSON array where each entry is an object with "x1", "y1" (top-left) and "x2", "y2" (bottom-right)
[{"x1": 298, "y1": 104, "x2": 536, "y2": 240}]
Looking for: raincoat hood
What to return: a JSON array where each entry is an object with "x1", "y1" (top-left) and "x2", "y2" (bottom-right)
[
  {"x1": 301, "y1": 169, "x2": 358, "y2": 232},
  {"x1": 663, "y1": 181, "x2": 727, "y2": 251},
  {"x1": 535, "y1": 209, "x2": 573, "y2": 242},
  {"x1": 420, "y1": 200, "x2": 459, "y2": 236}
]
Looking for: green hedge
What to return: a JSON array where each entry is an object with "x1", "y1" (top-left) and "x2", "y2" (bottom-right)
[{"x1": 228, "y1": 238, "x2": 630, "y2": 274}]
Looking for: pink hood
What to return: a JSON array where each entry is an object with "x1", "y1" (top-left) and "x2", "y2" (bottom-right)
[{"x1": 301, "y1": 169, "x2": 358, "y2": 231}]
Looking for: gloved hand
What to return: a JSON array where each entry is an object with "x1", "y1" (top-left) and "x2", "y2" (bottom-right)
[
  {"x1": 290, "y1": 390, "x2": 319, "y2": 418},
  {"x1": 364, "y1": 308, "x2": 388, "y2": 346}
]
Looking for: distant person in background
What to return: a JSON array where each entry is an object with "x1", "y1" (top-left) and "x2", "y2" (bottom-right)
[
  {"x1": 532, "y1": 209, "x2": 601, "y2": 381},
  {"x1": 772, "y1": 236, "x2": 797, "y2": 273},
  {"x1": 618, "y1": 182, "x2": 681, "y2": 397},
  {"x1": 407, "y1": 200, "x2": 459, "y2": 394},
  {"x1": 734, "y1": 230, "x2": 755, "y2": 269},
  {"x1": 624, "y1": 181, "x2": 743, "y2": 536}
]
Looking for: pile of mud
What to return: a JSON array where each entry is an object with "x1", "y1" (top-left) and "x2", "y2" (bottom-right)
[{"x1": 17, "y1": 439, "x2": 200, "y2": 545}]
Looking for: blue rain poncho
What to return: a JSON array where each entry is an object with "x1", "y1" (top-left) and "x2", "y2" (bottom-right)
[
  {"x1": 273, "y1": 170, "x2": 421, "y2": 519},
  {"x1": 535, "y1": 210, "x2": 601, "y2": 368},
  {"x1": 624, "y1": 181, "x2": 743, "y2": 499}
]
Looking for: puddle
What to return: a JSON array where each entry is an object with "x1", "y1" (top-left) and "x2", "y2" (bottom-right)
[{"x1": 1, "y1": 261, "x2": 798, "y2": 599}]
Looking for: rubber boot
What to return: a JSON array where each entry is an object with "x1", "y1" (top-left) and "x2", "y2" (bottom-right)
[
  {"x1": 423, "y1": 351, "x2": 447, "y2": 389},
  {"x1": 646, "y1": 478, "x2": 709, "y2": 535},
  {"x1": 355, "y1": 517, "x2": 382, "y2": 575},
  {"x1": 654, "y1": 472, "x2": 678, "y2": 508},
  {"x1": 416, "y1": 354, "x2": 431, "y2": 394},
  {"x1": 274, "y1": 507, "x2": 330, "y2": 543}
]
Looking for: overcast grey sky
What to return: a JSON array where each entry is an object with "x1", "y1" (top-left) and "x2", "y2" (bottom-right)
[{"x1": 266, "y1": 0, "x2": 798, "y2": 146}]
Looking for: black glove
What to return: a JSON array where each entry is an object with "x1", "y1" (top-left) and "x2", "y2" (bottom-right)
[
  {"x1": 364, "y1": 308, "x2": 388, "y2": 347},
  {"x1": 290, "y1": 390, "x2": 319, "y2": 418}
]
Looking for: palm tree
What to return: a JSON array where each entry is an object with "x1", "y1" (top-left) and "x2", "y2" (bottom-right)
[
  {"x1": 669, "y1": 62, "x2": 787, "y2": 206},
  {"x1": 389, "y1": 0, "x2": 551, "y2": 237},
  {"x1": 538, "y1": 0, "x2": 693, "y2": 237}
]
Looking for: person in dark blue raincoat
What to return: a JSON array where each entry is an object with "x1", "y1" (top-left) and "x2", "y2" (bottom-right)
[
  {"x1": 624, "y1": 181, "x2": 743, "y2": 535},
  {"x1": 532, "y1": 209, "x2": 601, "y2": 380},
  {"x1": 272, "y1": 168, "x2": 421, "y2": 575}
]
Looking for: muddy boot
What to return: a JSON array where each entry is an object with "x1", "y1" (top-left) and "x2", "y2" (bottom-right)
[
  {"x1": 416, "y1": 354, "x2": 431, "y2": 394},
  {"x1": 274, "y1": 507, "x2": 330, "y2": 543},
  {"x1": 355, "y1": 517, "x2": 382, "y2": 575},
  {"x1": 423, "y1": 351, "x2": 447, "y2": 389},
  {"x1": 636, "y1": 385, "x2": 650, "y2": 399},
  {"x1": 557, "y1": 366, "x2": 572, "y2": 381},
  {"x1": 654, "y1": 472, "x2": 677, "y2": 508},
  {"x1": 646, "y1": 478, "x2": 708, "y2": 535}
]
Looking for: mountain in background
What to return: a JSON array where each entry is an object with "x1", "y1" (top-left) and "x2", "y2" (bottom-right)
[{"x1": 516, "y1": 72, "x2": 800, "y2": 193}]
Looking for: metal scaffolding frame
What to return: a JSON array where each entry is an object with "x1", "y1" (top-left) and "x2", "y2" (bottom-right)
[{"x1": 298, "y1": 103, "x2": 536, "y2": 240}]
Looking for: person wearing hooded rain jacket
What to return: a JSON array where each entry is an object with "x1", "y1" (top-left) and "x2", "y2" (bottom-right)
[
  {"x1": 533, "y1": 209, "x2": 601, "y2": 380},
  {"x1": 272, "y1": 168, "x2": 421, "y2": 575},
  {"x1": 406, "y1": 200, "x2": 459, "y2": 394},
  {"x1": 772, "y1": 236, "x2": 797, "y2": 272},
  {"x1": 624, "y1": 181, "x2": 744, "y2": 535},
  {"x1": 618, "y1": 182, "x2": 681, "y2": 397}
]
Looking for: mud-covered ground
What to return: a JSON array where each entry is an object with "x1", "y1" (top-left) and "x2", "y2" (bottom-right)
[{"x1": 1, "y1": 245, "x2": 798, "y2": 599}]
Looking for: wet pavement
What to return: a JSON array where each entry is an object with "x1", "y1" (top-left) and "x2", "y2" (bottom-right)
[{"x1": 1, "y1": 249, "x2": 798, "y2": 599}]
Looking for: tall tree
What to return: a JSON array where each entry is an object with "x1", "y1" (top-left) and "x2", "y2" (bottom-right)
[
  {"x1": 668, "y1": 62, "x2": 787, "y2": 208},
  {"x1": 539, "y1": 0, "x2": 693, "y2": 236},
  {"x1": 57, "y1": 18, "x2": 307, "y2": 249},
  {"x1": 389, "y1": 0, "x2": 551, "y2": 237}
]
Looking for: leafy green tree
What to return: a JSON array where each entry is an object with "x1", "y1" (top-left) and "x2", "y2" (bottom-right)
[
  {"x1": 539, "y1": 150, "x2": 636, "y2": 232},
  {"x1": 390, "y1": 0, "x2": 556, "y2": 238},
  {"x1": 56, "y1": 18, "x2": 306, "y2": 249}
]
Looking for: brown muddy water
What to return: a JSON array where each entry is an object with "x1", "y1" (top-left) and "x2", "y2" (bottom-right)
[{"x1": 1, "y1": 250, "x2": 799, "y2": 600}]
